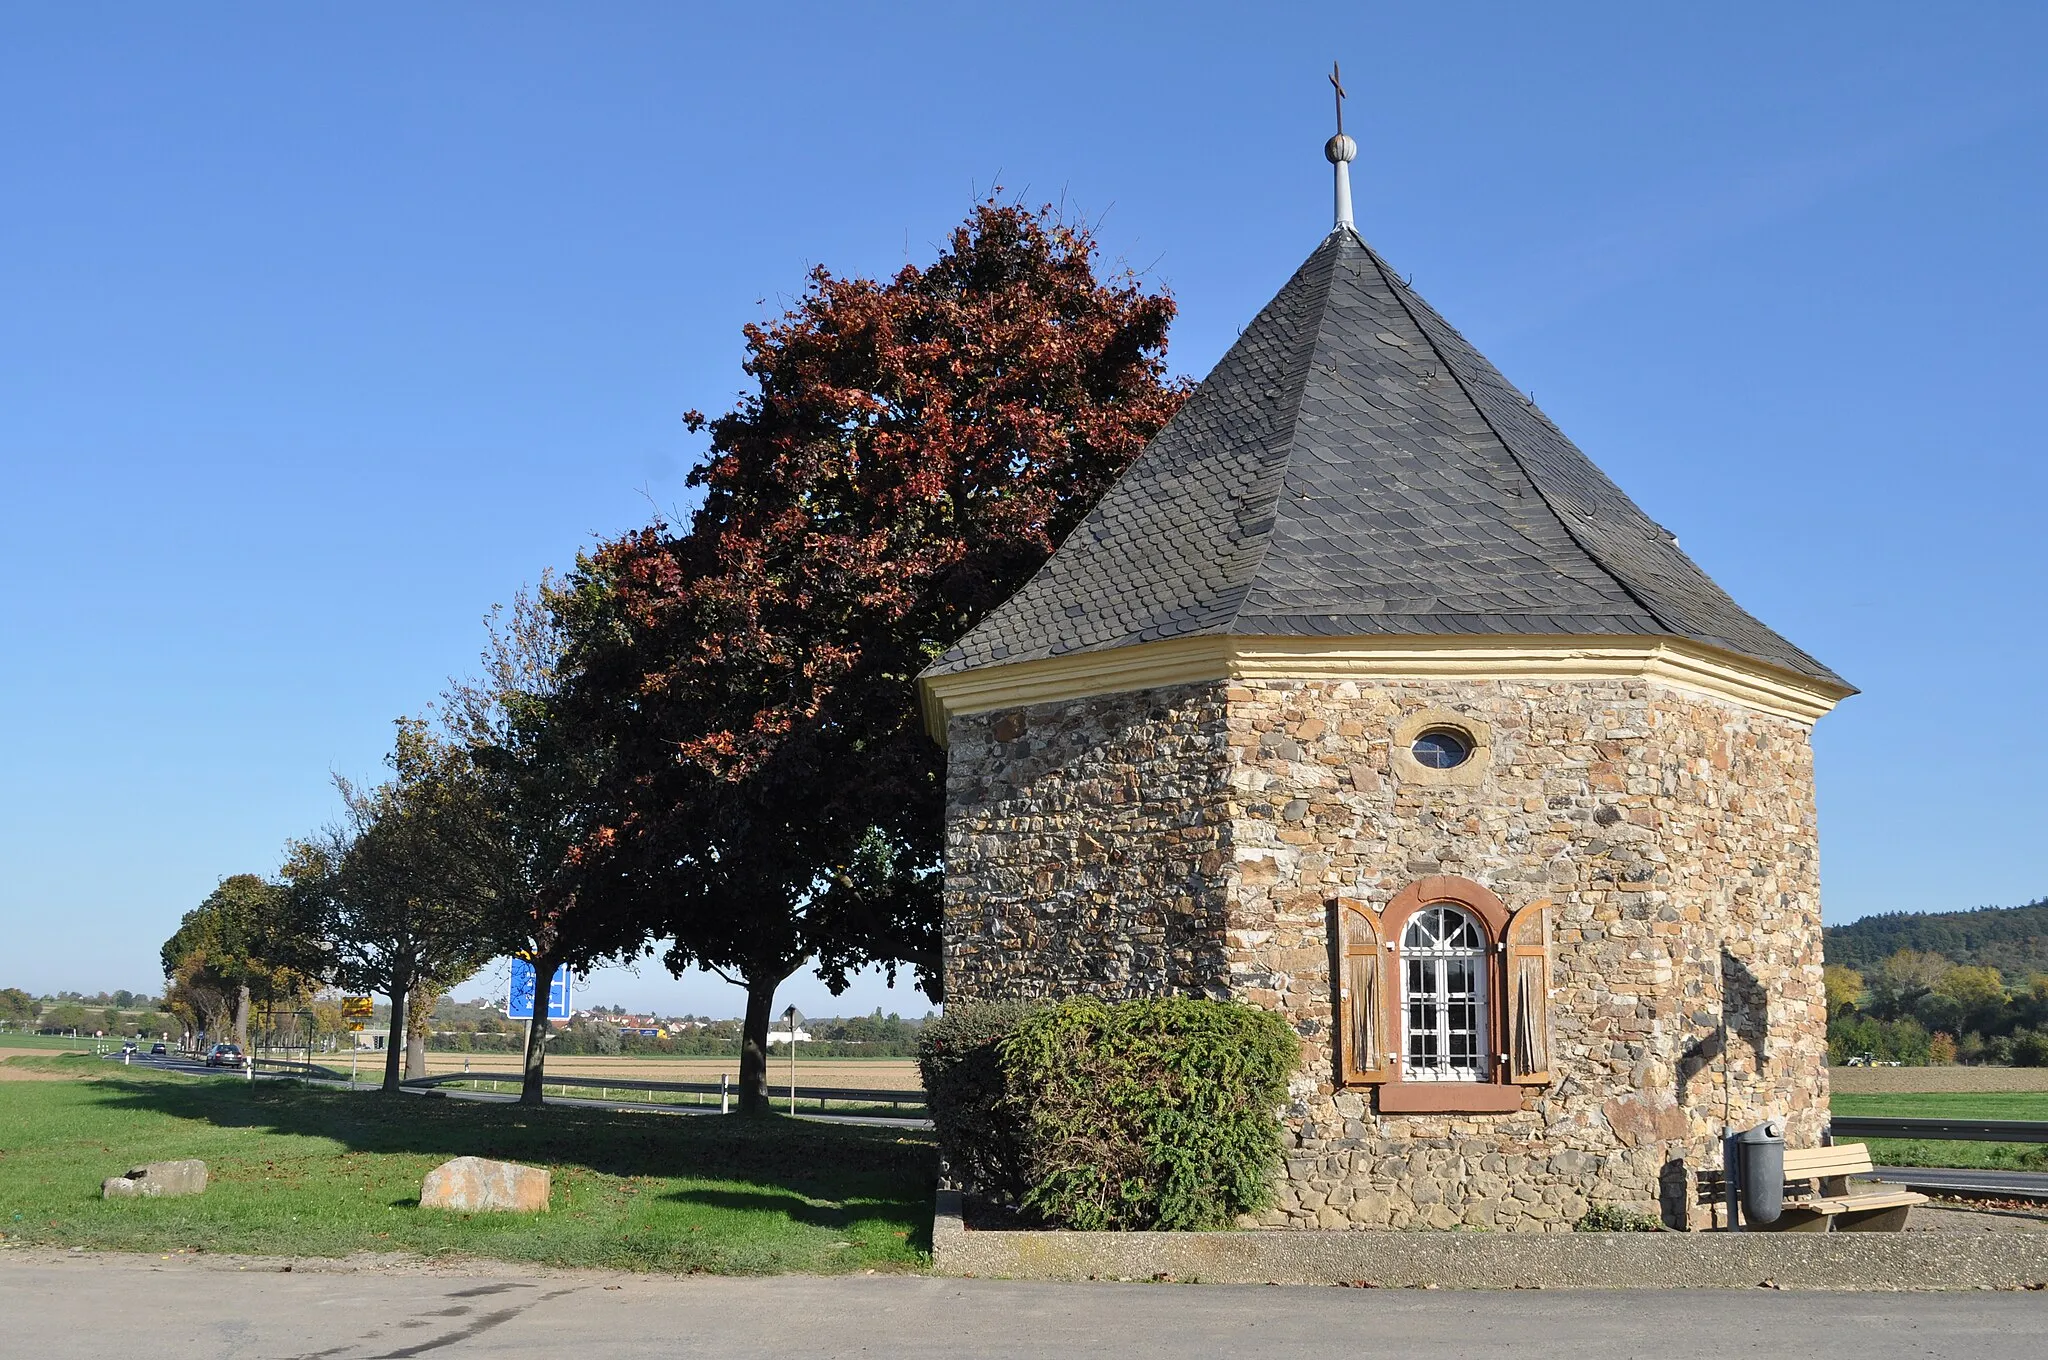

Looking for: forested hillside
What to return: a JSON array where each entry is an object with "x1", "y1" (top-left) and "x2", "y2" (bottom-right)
[{"x1": 1825, "y1": 899, "x2": 2048, "y2": 982}]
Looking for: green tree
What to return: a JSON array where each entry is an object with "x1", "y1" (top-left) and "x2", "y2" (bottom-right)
[
  {"x1": 43, "y1": 1002, "x2": 89, "y2": 1033},
  {"x1": 289, "y1": 721, "x2": 502, "y2": 1092},
  {"x1": 1821, "y1": 964, "x2": 1863, "y2": 1016},
  {"x1": 1934, "y1": 964, "x2": 2007, "y2": 1011},
  {"x1": 308, "y1": 997, "x2": 346, "y2": 1050},
  {"x1": 1866, "y1": 948, "x2": 1952, "y2": 1018},
  {"x1": 442, "y1": 585, "x2": 655, "y2": 1105},
  {"x1": 0, "y1": 988, "x2": 33, "y2": 1027},
  {"x1": 160, "y1": 874, "x2": 319, "y2": 1047}
]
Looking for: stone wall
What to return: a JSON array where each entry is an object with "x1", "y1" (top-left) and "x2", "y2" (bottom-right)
[
  {"x1": 940, "y1": 674, "x2": 1832, "y2": 1231},
  {"x1": 1226, "y1": 677, "x2": 1828, "y2": 1230},
  {"x1": 943, "y1": 685, "x2": 1234, "y2": 1004}
]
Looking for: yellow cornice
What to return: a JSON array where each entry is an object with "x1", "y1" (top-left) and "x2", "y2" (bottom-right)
[{"x1": 918, "y1": 634, "x2": 1853, "y2": 746}]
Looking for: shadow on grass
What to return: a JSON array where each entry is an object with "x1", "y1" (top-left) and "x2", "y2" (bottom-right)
[
  {"x1": 664, "y1": 1185, "x2": 936, "y2": 1254},
  {"x1": 669, "y1": 1186, "x2": 852, "y2": 1231},
  {"x1": 85, "y1": 1070, "x2": 935, "y2": 1215}
]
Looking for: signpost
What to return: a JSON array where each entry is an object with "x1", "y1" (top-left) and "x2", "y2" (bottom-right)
[
  {"x1": 341, "y1": 998, "x2": 373, "y2": 1084},
  {"x1": 507, "y1": 960, "x2": 572, "y2": 1022}
]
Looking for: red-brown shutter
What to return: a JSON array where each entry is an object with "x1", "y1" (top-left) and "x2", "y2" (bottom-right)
[
  {"x1": 1337, "y1": 898, "x2": 1389, "y2": 1085},
  {"x1": 1505, "y1": 899, "x2": 1553, "y2": 1085}
]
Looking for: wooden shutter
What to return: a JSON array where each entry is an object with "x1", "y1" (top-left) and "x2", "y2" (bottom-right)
[
  {"x1": 1337, "y1": 899, "x2": 1389, "y2": 1085},
  {"x1": 1505, "y1": 899, "x2": 1553, "y2": 1085}
]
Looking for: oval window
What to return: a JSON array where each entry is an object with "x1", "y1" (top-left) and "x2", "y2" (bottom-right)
[{"x1": 1410, "y1": 728, "x2": 1473, "y2": 770}]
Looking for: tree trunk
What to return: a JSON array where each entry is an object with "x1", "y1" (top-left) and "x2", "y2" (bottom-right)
[
  {"x1": 518, "y1": 958, "x2": 560, "y2": 1106},
  {"x1": 405, "y1": 983, "x2": 438, "y2": 1081},
  {"x1": 737, "y1": 976, "x2": 780, "y2": 1115},
  {"x1": 233, "y1": 985, "x2": 251, "y2": 1049},
  {"x1": 382, "y1": 976, "x2": 408, "y2": 1093},
  {"x1": 405, "y1": 1025, "x2": 429, "y2": 1082}
]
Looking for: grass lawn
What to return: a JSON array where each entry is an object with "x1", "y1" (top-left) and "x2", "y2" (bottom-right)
[
  {"x1": 0, "y1": 1034, "x2": 97, "y2": 1053},
  {"x1": 0, "y1": 1056, "x2": 935, "y2": 1273},
  {"x1": 1833, "y1": 1090, "x2": 2048, "y2": 1171}
]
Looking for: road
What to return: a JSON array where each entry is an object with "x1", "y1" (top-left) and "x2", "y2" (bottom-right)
[
  {"x1": 4, "y1": 1252, "x2": 2045, "y2": 1359},
  {"x1": 1877, "y1": 1166, "x2": 2048, "y2": 1200}
]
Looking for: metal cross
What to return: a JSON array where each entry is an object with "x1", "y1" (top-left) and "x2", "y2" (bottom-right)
[{"x1": 1330, "y1": 61, "x2": 1347, "y2": 136}]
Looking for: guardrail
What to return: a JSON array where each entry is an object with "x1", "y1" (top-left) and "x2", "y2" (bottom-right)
[
  {"x1": 250, "y1": 1056, "x2": 353, "y2": 1081},
  {"x1": 401, "y1": 1070, "x2": 928, "y2": 1114},
  {"x1": 1830, "y1": 1116, "x2": 2048, "y2": 1143}
]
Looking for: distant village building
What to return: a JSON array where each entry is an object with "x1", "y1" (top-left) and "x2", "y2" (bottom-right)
[{"x1": 919, "y1": 111, "x2": 1850, "y2": 1230}]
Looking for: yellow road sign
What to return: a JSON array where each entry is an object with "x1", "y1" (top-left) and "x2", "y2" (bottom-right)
[{"x1": 348, "y1": 1022, "x2": 365, "y2": 1032}]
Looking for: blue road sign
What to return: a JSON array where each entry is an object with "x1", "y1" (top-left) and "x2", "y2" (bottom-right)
[{"x1": 507, "y1": 960, "x2": 571, "y2": 1021}]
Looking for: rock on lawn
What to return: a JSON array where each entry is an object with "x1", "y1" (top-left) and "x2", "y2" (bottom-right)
[
  {"x1": 420, "y1": 1157, "x2": 551, "y2": 1213},
  {"x1": 102, "y1": 1160, "x2": 208, "y2": 1199}
]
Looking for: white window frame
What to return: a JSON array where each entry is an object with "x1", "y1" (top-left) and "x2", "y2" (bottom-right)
[{"x1": 1400, "y1": 905, "x2": 1489, "y2": 1082}]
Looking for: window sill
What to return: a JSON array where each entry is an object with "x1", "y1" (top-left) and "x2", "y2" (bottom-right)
[{"x1": 1377, "y1": 1082, "x2": 1526, "y2": 1114}]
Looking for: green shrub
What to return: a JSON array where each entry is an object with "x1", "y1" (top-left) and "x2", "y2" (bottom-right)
[
  {"x1": 1001, "y1": 997, "x2": 1298, "y2": 1231},
  {"x1": 1574, "y1": 1204, "x2": 1663, "y2": 1232},
  {"x1": 917, "y1": 1001, "x2": 1037, "y2": 1200}
]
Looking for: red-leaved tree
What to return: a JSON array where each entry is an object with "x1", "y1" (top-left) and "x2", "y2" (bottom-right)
[{"x1": 562, "y1": 199, "x2": 1187, "y2": 1110}]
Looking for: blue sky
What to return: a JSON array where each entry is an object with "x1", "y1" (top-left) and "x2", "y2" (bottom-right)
[{"x1": 3, "y1": 4, "x2": 2043, "y2": 1016}]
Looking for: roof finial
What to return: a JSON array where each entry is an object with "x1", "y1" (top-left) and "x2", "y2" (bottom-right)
[{"x1": 1325, "y1": 61, "x2": 1357, "y2": 234}]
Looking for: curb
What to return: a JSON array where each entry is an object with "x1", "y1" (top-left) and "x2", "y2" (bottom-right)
[{"x1": 931, "y1": 1192, "x2": 2048, "y2": 1290}]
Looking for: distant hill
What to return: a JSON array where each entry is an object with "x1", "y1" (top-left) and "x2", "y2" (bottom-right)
[{"x1": 1824, "y1": 899, "x2": 2048, "y2": 982}]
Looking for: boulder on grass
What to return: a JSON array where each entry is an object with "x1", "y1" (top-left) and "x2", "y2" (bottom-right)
[
  {"x1": 102, "y1": 1160, "x2": 208, "y2": 1199},
  {"x1": 420, "y1": 1156, "x2": 550, "y2": 1213}
]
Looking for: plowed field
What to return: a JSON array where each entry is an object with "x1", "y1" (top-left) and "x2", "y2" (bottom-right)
[{"x1": 1830, "y1": 1066, "x2": 2048, "y2": 1095}]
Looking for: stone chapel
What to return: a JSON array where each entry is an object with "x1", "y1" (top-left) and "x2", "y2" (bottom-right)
[{"x1": 916, "y1": 123, "x2": 1853, "y2": 1231}]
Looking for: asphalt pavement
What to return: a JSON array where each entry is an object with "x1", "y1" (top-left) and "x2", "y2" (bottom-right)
[
  {"x1": 1876, "y1": 1165, "x2": 2048, "y2": 1199},
  {"x1": 6, "y1": 1252, "x2": 2047, "y2": 1360}
]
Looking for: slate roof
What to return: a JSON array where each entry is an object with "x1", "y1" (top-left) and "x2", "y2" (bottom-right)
[{"x1": 925, "y1": 228, "x2": 1845, "y2": 688}]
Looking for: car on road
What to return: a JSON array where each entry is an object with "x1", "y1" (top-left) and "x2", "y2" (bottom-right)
[
  {"x1": 149, "y1": 1042, "x2": 168, "y2": 1055},
  {"x1": 120, "y1": 1040, "x2": 137, "y2": 1055},
  {"x1": 204, "y1": 1042, "x2": 244, "y2": 1067}
]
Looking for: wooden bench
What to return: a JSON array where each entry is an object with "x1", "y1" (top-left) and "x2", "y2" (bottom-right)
[{"x1": 1697, "y1": 1143, "x2": 1927, "y2": 1231}]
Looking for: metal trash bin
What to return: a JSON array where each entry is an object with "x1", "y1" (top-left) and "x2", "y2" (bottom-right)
[{"x1": 1736, "y1": 1118, "x2": 1786, "y2": 1227}]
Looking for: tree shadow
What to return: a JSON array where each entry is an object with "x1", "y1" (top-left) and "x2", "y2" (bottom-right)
[
  {"x1": 1721, "y1": 949, "x2": 1770, "y2": 1071},
  {"x1": 84, "y1": 1073, "x2": 934, "y2": 1209},
  {"x1": 1670, "y1": 949, "x2": 1774, "y2": 1230},
  {"x1": 661, "y1": 1185, "x2": 935, "y2": 1254},
  {"x1": 1677, "y1": 947, "x2": 1772, "y2": 1110},
  {"x1": 667, "y1": 1186, "x2": 854, "y2": 1230}
]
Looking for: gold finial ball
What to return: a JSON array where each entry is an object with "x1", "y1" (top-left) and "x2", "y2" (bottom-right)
[{"x1": 1325, "y1": 133, "x2": 1357, "y2": 165}]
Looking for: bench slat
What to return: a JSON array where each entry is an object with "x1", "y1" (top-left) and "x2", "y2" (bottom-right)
[
  {"x1": 1807, "y1": 1191, "x2": 1927, "y2": 1213},
  {"x1": 1783, "y1": 1145, "x2": 1873, "y2": 1178}
]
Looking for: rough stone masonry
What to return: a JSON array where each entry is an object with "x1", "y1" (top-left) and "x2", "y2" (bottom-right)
[{"x1": 943, "y1": 676, "x2": 1829, "y2": 1231}]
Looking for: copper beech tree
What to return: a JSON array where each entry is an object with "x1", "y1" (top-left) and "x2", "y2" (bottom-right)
[{"x1": 562, "y1": 200, "x2": 1187, "y2": 1111}]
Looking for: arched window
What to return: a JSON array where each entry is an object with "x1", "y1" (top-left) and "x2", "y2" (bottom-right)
[
  {"x1": 1401, "y1": 905, "x2": 1488, "y2": 1082},
  {"x1": 1335, "y1": 877, "x2": 1553, "y2": 1113}
]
